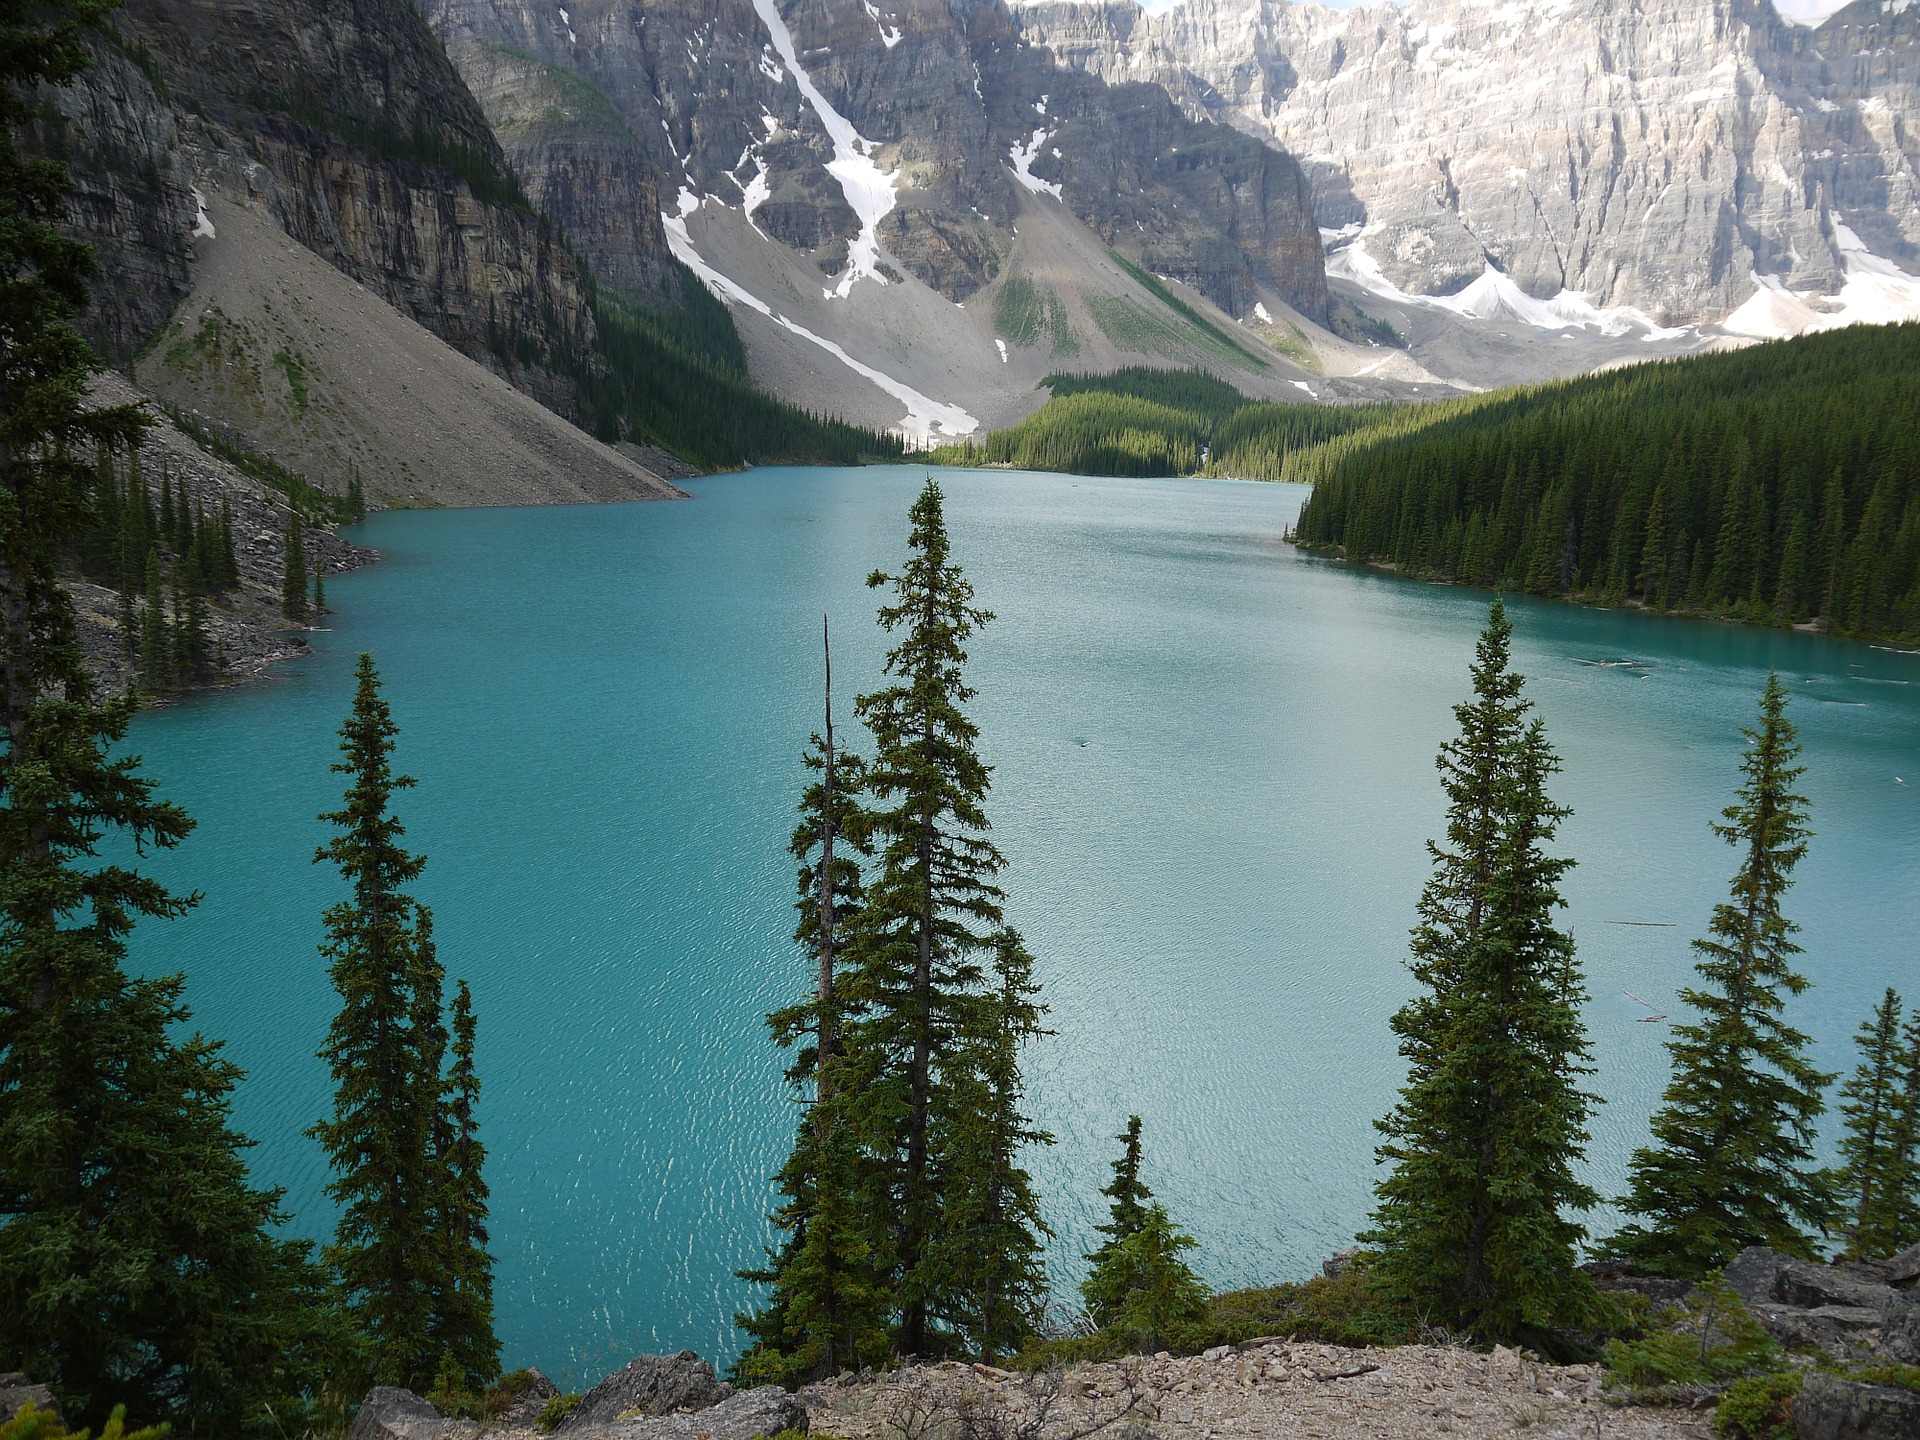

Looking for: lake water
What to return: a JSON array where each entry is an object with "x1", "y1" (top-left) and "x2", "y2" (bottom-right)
[{"x1": 120, "y1": 465, "x2": 1919, "y2": 1383}]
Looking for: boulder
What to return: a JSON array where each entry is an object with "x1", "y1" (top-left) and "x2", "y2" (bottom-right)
[
  {"x1": 1886, "y1": 1243, "x2": 1920, "y2": 1291},
  {"x1": 1322, "y1": 1247, "x2": 1360, "y2": 1280},
  {"x1": 1882, "y1": 1297, "x2": 1920, "y2": 1366},
  {"x1": 1794, "y1": 1372, "x2": 1920, "y2": 1440},
  {"x1": 1725, "y1": 1247, "x2": 1790, "y2": 1309},
  {"x1": 607, "y1": 1386, "x2": 808, "y2": 1439},
  {"x1": 0, "y1": 1375, "x2": 62, "y2": 1427},
  {"x1": 349, "y1": 1387, "x2": 478, "y2": 1440},
  {"x1": 500, "y1": 1369, "x2": 564, "y2": 1427},
  {"x1": 560, "y1": 1352, "x2": 730, "y2": 1433}
]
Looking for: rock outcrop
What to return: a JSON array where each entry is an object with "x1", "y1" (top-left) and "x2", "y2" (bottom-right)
[
  {"x1": 1721, "y1": 1244, "x2": 1919, "y2": 1363},
  {"x1": 0, "y1": 1375, "x2": 61, "y2": 1428},
  {"x1": 420, "y1": 0, "x2": 1327, "y2": 321},
  {"x1": 1016, "y1": 0, "x2": 1920, "y2": 326},
  {"x1": 1794, "y1": 1371, "x2": 1920, "y2": 1440},
  {"x1": 558, "y1": 1351, "x2": 730, "y2": 1433},
  {"x1": 46, "y1": 0, "x2": 609, "y2": 422}
]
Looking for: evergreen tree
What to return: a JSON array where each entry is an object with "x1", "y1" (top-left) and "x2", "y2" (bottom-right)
[
  {"x1": 1603, "y1": 675, "x2": 1833, "y2": 1275},
  {"x1": 1085, "y1": 1115, "x2": 1153, "y2": 1270},
  {"x1": 313, "y1": 568, "x2": 327, "y2": 615},
  {"x1": 1827, "y1": 989, "x2": 1913, "y2": 1259},
  {"x1": 1364, "y1": 601, "x2": 1601, "y2": 1344},
  {"x1": 433, "y1": 976, "x2": 499, "y2": 1386},
  {"x1": 1079, "y1": 1204, "x2": 1209, "y2": 1351},
  {"x1": 924, "y1": 928, "x2": 1052, "y2": 1361},
  {"x1": 138, "y1": 550, "x2": 169, "y2": 690},
  {"x1": 310, "y1": 654, "x2": 443, "y2": 1389},
  {"x1": 0, "y1": 2, "x2": 353, "y2": 1424},
  {"x1": 282, "y1": 508, "x2": 307, "y2": 621},
  {"x1": 1888, "y1": 1013, "x2": 1920, "y2": 1250},
  {"x1": 735, "y1": 634, "x2": 888, "y2": 1385},
  {"x1": 839, "y1": 478, "x2": 1049, "y2": 1357}
]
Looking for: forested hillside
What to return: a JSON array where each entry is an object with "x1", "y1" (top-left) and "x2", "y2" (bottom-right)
[
  {"x1": 1289, "y1": 324, "x2": 1920, "y2": 642},
  {"x1": 931, "y1": 368, "x2": 1381, "y2": 477}
]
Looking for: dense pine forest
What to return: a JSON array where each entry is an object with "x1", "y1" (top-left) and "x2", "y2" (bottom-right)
[
  {"x1": 930, "y1": 367, "x2": 1382, "y2": 478},
  {"x1": 1289, "y1": 324, "x2": 1920, "y2": 643}
]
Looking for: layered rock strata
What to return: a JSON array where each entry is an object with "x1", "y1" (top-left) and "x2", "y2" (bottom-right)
[{"x1": 1016, "y1": 0, "x2": 1920, "y2": 325}]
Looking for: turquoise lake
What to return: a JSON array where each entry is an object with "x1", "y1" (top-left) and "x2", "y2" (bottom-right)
[{"x1": 120, "y1": 465, "x2": 1918, "y2": 1382}]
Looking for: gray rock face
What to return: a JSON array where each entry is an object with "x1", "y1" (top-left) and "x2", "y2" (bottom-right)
[
  {"x1": 348, "y1": 1387, "x2": 478, "y2": 1440},
  {"x1": 1722, "y1": 1246, "x2": 1912, "y2": 1362},
  {"x1": 559, "y1": 1351, "x2": 731, "y2": 1433},
  {"x1": 44, "y1": 0, "x2": 610, "y2": 421},
  {"x1": 0, "y1": 1375, "x2": 61, "y2": 1428},
  {"x1": 1016, "y1": 0, "x2": 1920, "y2": 325},
  {"x1": 421, "y1": 0, "x2": 1328, "y2": 319},
  {"x1": 607, "y1": 1386, "x2": 808, "y2": 1439},
  {"x1": 1794, "y1": 1371, "x2": 1920, "y2": 1440}
]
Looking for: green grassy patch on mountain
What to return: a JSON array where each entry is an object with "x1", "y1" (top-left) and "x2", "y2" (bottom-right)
[
  {"x1": 1107, "y1": 252, "x2": 1269, "y2": 372},
  {"x1": 1289, "y1": 322, "x2": 1920, "y2": 642}
]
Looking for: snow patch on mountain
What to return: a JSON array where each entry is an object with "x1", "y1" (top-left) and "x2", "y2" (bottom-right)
[
  {"x1": 663, "y1": 192, "x2": 978, "y2": 443},
  {"x1": 1330, "y1": 231, "x2": 1688, "y2": 339},
  {"x1": 748, "y1": 0, "x2": 897, "y2": 298},
  {"x1": 1722, "y1": 215, "x2": 1920, "y2": 337},
  {"x1": 1008, "y1": 130, "x2": 1063, "y2": 197}
]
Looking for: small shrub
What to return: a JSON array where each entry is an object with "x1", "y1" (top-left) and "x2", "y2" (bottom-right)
[
  {"x1": 1604, "y1": 1280, "x2": 1782, "y2": 1393},
  {"x1": 0, "y1": 1403, "x2": 170, "y2": 1440},
  {"x1": 536, "y1": 1393, "x2": 581, "y2": 1432},
  {"x1": 1715, "y1": 1371, "x2": 1801, "y2": 1440},
  {"x1": 1844, "y1": 1362, "x2": 1920, "y2": 1391}
]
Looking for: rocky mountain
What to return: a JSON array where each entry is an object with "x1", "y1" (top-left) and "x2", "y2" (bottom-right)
[
  {"x1": 418, "y1": 0, "x2": 1362, "y2": 439},
  {"x1": 43, "y1": 0, "x2": 612, "y2": 421},
  {"x1": 1016, "y1": 0, "x2": 1920, "y2": 332}
]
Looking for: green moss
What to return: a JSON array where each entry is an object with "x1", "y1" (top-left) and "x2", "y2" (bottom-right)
[{"x1": 272, "y1": 348, "x2": 309, "y2": 413}]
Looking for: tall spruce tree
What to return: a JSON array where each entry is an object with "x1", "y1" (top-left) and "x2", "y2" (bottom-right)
[
  {"x1": 282, "y1": 508, "x2": 307, "y2": 621},
  {"x1": 924, "y1": 928, "x2": 1052, "y2": 1361},
  {"x1": 1604, "y1": 674, "x2": 1833, "y2": 1275},
  {"x1": 434, "y1": 976, "x2": 499, "y2": 1386},
  {"x1": 310, "y1": 654, "x2": 444, "y2": 1388},
  {"x1": 1085, "y1": 1116, "x2": 1153, "y2": 1271},
  {"x1": 1889, "y1": 1014, "x2": 1920, "y2": 1250},
  {"x1": 0, "y1": 0, "x2": 352, "y2": 1427},
  {"x1": 1364, "y1": 600, "x2": 1601, "y2": 1344},
  {"x1": 839, "y1": 478, "x2": 1050, "y2": 1358},
  {"x1": 736, "y1": 627, "x2": 888, "y2": 1385},
  {"x1": 1080, "y1": 1116, "x2": 1209, "y2": 1347},
  {"x1": 1826, "y1": 989, "x2": 1913, "y2": 1259}
]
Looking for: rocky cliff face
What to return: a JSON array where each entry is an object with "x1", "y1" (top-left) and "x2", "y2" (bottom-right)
[
  {"x1": 48, "y1": 0, "x2": 608, "y2": 419},
  {"x1": 1017, "y1": 0, "x2": 1920, "y2": 326},
  {"x1": 421, "y1": 0, "x2": 1326, "y2": 321}
]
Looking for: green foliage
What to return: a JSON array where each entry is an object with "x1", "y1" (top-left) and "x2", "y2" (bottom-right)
[
  {"x1": 2, "y1": 6, "x2": 355, "y2": 1433},
  {"x1": 0, "y1": 1403, "x2": 170, "y2": 1440},
  {"x1": 535, "y1": 1394, "x2": 581, "y2": 1432},
  {"x1": 1603, "y1": 676, "x2": 1834, "y2": 1276},
  {"x1": 165, "y1": 407, "x2": 358, "y2": 524},
  {"x1": 1290, "y1": 324, "x2": 1920, "y2": 643},
  {"x1": 1828, "y1": 989, "x2": 1919, "y2": 1258},
  {"x1": 309, "y1": 656, "x2": 497, "y2": 1391},
  {"x1": 1365, "y1": 602, "x2": 1602, "y2": 1346},
  {"x1": 580, "y1": 293, "x2": 902, "y2": 471},
  {"x1": 740, "y1": 482, "x2": 1054, "y2": 1371},
  {"x1": 930, "y1": 368, "x2": 1384, "y2": 480},
  {"x1": 281, "y1": 507, "x2": 307, "y2": 621},
  {"x1": 1014, "y1": 1266, "x2": 1417, "y2": 1370},
  {"x1": 1846, "y1": 1363, "x2": 1920, "y2": 1390},
  {"x1": 1106, "y1": 253, "x2": 1268, "y2": 372},
  {"x1": 1079, "y1": 1203, "x2": 1210, "y2": 1352},
  {"x1": 1715, "y1": 1371, "x2": 1802, "y2": 1440},
  {"x1": 1084, "y1": 1116, "x2": 1153, "y2": 1269},
  {"x1": 1604, "y1": 1281, "x2": 1783, "y2": 1393}
]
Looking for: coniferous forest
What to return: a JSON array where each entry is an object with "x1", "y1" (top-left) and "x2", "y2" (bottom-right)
[{"x1": 1288, "y1": 325, "x2": 1920, "y2": 643}]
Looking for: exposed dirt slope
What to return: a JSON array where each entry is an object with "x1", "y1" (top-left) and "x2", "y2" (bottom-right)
[{"x1": 131, "y1": 198, "x2": 685, "y2": 510}]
